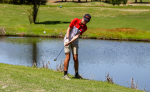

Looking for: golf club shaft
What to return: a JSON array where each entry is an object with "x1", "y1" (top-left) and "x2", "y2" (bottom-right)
[{"x1": 55, "y1": 46, "x2": 64, "y2": 60}]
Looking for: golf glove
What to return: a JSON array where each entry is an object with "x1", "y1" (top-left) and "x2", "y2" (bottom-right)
[{"x1": 65, "y1": 39, "x2": 69, "y2": 43}]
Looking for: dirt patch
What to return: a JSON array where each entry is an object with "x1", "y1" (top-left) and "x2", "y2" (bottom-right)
[
  {"x1": 110, "y1": 28, "x2": 138, "y2": 32},
  {"x1": 47, "y1": 0, "x2": 60, "y2": 3},
  {"x1": 105, "y1": 28, "x2": 139, "y2": 34},
  {"x1": 113, "y1": 28, "x2": 135, "y2": 31},
  {"x1": 16, "y1": 33, "x2": 25, "y2": 37}
]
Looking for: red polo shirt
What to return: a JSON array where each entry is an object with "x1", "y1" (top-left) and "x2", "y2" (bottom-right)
[
  {"x1": 64, "y1": 18, "x2": 87, "y2": 44},
  {"x1": 69, "y1": 18, "x2": 87, "y2": 36}
]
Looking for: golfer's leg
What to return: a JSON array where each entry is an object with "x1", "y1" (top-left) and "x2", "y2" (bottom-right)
[
  {"x1": 72, "y1": 44, "x2": 79, "y2": 73},
  {"x1": 64, "y1": 43, "x2": 71, "y2": 75},
  {"x1": 73, "y1": 54, "x2": 78, "y2": 72},
  {"x1": 64, "y1": 53, "x2": 70, "y2": 71}
]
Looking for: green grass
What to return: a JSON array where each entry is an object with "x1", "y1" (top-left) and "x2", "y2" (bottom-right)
[
  {"x1": 0, "y1": 3, "x2": 150, "y2": 40},
  {"x1": 0, "y1": 63, "x2": 145, "y2": 92}
]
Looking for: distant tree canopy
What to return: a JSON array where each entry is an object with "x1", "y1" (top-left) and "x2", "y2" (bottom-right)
[
  {"x1": 0, "y1": 0, "x2": 46, "y2": 4},
  {"x1": 109, "y1": 0, "x2": 128, "y2": 5}
]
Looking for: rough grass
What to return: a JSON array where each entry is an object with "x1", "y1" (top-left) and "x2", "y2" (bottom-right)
[{"x1": 0, "y1": 63, "x2": 145, "y2": 92}]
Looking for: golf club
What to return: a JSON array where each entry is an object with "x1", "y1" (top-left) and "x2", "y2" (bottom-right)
[{"x1": 54, "y1": 46, "x2": 64, "y2": 61}]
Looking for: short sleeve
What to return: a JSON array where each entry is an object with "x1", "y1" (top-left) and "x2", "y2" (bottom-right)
[{"x1": 69, "y1": 18, "x2": 78, "y2": 28}]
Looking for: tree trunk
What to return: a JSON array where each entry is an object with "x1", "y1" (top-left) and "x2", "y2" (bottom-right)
[
  {"x1": 13, "y1": 0, "x2": 17, "y2": 4},
  {"x1": 33, "y1": 0, "x2": 38, "y2": 23},
  {"x1": 140, "y1": 0, "x2": 142, "y2": 3},
  {"x1": 78, "y1": 0, "x2": 80, "y2": 2},
  {"x1": 135, "y1": 0, "x2": 137, "y2": 3},
  {"x1": 20, "y1": 0, "x2": 25, "y2": 4},
  {"x1": 32, "y1": 42, "x2": 37, "y2": 65}
]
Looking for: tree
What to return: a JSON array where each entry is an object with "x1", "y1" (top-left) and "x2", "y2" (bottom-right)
[
  {"x1": 109, "y1": 0, "x2": 128, "y2": 6},
  {"x1": 33, "y1": 0, "x2": 39, "y2": 23},
  {"x1": 28, "y1": 0, "x2": 45, "y2": 24},
  {"x1": 0, "y1": 0, "x2": 45, "y2": 24}
]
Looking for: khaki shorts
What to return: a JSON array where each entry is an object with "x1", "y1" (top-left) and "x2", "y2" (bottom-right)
[{"x1": 64, "y1": 43, "x2": 79, "y2": 54}]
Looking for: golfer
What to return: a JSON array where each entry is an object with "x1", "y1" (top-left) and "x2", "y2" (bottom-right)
[{"x1": 63, "y1": 14, "x2": 91, "y2": 80}]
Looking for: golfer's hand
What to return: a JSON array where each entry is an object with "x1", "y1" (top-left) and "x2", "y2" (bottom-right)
[
  {"x1": 65, "y1": 42, "x2": 70, "y2": 46},
  {"x1": 64, "y1": 39, "x2": 69, "y2": 46}
]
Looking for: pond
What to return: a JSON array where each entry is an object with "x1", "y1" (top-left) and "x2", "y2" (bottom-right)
[{"x1": 0, "y1": 36, "x2": 150, "y2": 91}]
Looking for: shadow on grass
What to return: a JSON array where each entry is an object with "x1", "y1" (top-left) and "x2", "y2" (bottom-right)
[
  {"x1": 72, "y1": 77, "x2": 90, "y2": 80},
  {"x1": 53, "y1": 1, "x2": 92, "y2": 3},
  {"x1": 127, "y1": 2, "x2": 150, "y2": 4},
  {"x1": 35, "y1": 21, "x2": 70, "y2": 25}
]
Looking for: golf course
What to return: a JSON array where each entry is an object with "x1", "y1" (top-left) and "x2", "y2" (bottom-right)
[
  {"x1": 0, "y1": 1, "x2": 150, "y2": 41},
  {"x1": 0, "y1": 0, "x2": 150, "y2": 91}
]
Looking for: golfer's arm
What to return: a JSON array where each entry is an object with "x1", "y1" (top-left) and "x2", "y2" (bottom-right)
[
  {"x1": 66, "y1": 27, "x2": 72, "y2": 38},
  {"x1": 68, "y1": 34, "x2": 80, "y2": 44}
]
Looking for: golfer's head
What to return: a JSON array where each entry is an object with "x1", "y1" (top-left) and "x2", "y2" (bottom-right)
[{"x1": 81, "y1": 14, "x2": 91, "y2": 25}]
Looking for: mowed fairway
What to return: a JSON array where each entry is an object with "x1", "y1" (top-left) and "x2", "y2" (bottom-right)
[{"x1": 0, "y1": 2, "x2": 150, "y2": 39}]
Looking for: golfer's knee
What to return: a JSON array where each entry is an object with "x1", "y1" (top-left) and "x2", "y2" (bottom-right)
[
  {"x1": 65, "y1": 53, "x2": 70, "y2": 60},
  {"x1": 65, "y1": 57, "x2": 70, "y2": 61},
  {"x1": 65, "y1": 56, "x2": 70, "y2": 61},
  {"x1": 73, "y1": 57, "x2": 78, "y2": 61}
]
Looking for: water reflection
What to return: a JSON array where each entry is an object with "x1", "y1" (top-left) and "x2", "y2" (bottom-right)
[{"x1": 0, "y1": 36, "x2": 150, "y2": 91}]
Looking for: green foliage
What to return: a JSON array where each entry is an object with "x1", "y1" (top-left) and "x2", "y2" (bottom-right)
[
  {"x1": 109, "y1": 0, "x2": 128, "y2": 6},
  {"x1": 27, "y1": 0, "x2": 42, "y2": 24},
  {"x1": 0, "y1": 0, "x2": 46, "y2": 4},
  {"x1": 27, "y1": 8, "x2": 34, "y2": 24}
]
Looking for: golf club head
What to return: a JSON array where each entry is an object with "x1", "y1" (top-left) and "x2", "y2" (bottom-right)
[
  {"x1": 54, "y1": 58, "x2": 57, "y2": 61},
  {"x1": 54, "y1": 46, "x2": 64, "y2": 61}
]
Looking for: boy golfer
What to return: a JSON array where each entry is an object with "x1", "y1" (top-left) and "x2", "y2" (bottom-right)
[{"x1": 63, "y1": 14, "x2": 91, "y2": 80}]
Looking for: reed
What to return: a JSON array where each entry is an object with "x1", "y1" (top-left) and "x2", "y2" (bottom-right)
[
  {"x1": 127, "y1": 78, "x2": 138, "y2": 89},
  {"x1": 56, "y1": 61, "x2": 64, "y2": 72},
  {"x1": 106, "y1": 72, "x2": 114, "y2": 84},
  {"x1": 0, "y1": 27, "x2": 6, "y2": 35}
]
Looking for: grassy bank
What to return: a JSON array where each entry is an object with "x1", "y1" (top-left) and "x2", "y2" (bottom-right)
[
  {"x1": 0, "y1": 3, "x2": 150, "y2": 41},
  {"x1": 0, "y1": 63, "x2": 145, "y2": 92}
]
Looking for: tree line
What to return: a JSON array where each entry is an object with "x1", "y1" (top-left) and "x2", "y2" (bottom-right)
[
  {"x1": 109, "y1": 0, "x2": 128, "y2": 5},
  {"x1": 0, "y1": 0, "x2": 46, "y2": 4},
  {"x1": 0, "y1": 0, "x2": 128, "y2": 6}
]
